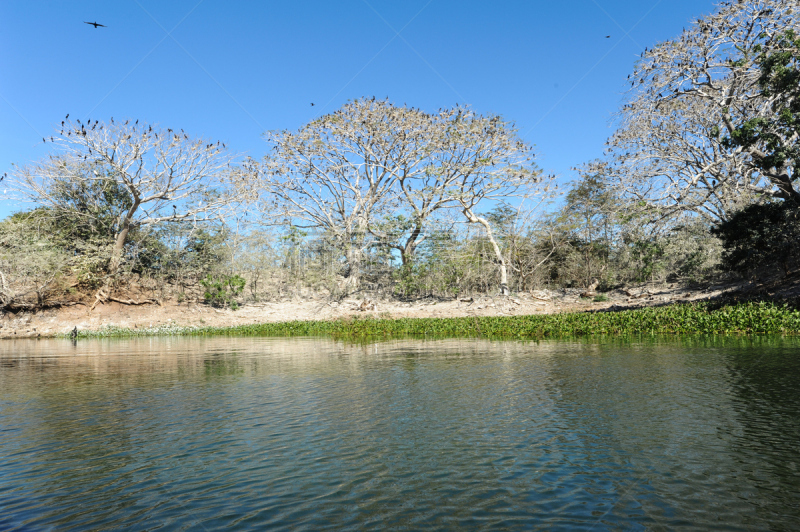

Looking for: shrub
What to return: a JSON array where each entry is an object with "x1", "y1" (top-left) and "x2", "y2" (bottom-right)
[
  {"x1": 200, "y1": 274, "x2": 246, "y2": 309},
  {"x1": 712, "y1": 200, "x2": 800, "y2": 277}
]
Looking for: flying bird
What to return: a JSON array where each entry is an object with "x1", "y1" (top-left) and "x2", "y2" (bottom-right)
[
  {"x1": 311, "y1": 103, "x2": 315, "y2": 106},
  {"x1": 605, "y1": 35, "x2": 611, "y2": 38},
  {"x1": 84, "y1": 21, "x2": 106, "y2": 28}
]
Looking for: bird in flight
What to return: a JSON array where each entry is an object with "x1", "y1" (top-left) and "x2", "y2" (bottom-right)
[
  {"x1": 84, "y1": 21, "x2": 106, "y2": 28},
  {"x1": 605, "y1": 35, "x2": 611, "y2": 38},
  {"x1": 310, "y1": 103, "x2": 315, "y2": 106}
]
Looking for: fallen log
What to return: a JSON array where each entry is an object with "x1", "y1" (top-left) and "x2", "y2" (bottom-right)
[{"x1": 108, "y1": 296, "x2": 160, "y2": 306}]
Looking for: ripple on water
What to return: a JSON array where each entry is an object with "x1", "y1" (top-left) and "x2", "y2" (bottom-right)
[{"x1": 1, "y1": 336, "x2": 800, "y2": 530}]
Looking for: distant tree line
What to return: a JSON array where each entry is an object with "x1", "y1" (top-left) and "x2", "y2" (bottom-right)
[{"x1": 1, "y1": 0, "x2": 798, "y2": 311}]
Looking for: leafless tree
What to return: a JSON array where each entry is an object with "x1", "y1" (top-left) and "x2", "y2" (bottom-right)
[
  {"x1": 9, "y1": 118, "x2": 246, "y2": 279},
  {"x1": 260, "y1": 98, "x2": 546, "y2": 294},
  {"x1": 606, "y1": 0, "x2": 800, "y2": 224},
  {"x1": 260, "y1": 99, "x2": 421, "y2": 290}
]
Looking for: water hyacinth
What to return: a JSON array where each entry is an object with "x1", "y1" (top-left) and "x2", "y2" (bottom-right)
[{"x1": 63, "y1": 301, "x2": 800, "y2": 340}]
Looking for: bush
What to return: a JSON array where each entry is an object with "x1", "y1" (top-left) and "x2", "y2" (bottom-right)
[
  {"x1": 200, "y1": 274, "x2": 246, "y2": 309},
  {"x1": 712, "y1": 200, "x2": 800, "y2": 277}
]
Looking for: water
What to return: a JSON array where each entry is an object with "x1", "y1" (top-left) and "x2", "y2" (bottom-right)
[{"x1": 1, "y1": 336, "x2": 799, "y2": 530}]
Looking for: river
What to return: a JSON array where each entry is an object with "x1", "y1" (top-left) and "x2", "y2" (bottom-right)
[{"x1": 1, "y1": 336, "x2": 799, "y2": 530}]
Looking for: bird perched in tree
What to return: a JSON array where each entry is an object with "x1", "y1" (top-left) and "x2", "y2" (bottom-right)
[{"x1": 84, "y1": 21, "x2": 106, "y2": 28}]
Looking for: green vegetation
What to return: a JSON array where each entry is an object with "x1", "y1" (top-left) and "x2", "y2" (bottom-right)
[
  {"x1": 67, "y1": 301, "x2": 800, "y2": 340},
  {"x1": 3, "y1": 2, "x2": 799, "y2": 311},
  {"x1": 713, "y1": 200, "x2": 800, "y2": 276},
  {"x1": 200, "y1": 274, "x2": 246, "y2": 309},
  {"x1": 726, "y1": 29, "x2": 800, "y2": 195}
]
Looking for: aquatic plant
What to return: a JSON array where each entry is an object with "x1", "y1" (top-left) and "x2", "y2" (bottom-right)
[{"x1": 64, "y1": 301, "x2": 800, "y2": 340}]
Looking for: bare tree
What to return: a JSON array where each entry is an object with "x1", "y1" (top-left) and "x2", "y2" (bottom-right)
[
  {"x1": 606, "y1": 0, "x2": 800, "y2": 223},
  {"x1": 260, "y1": 99, "x2": 425, "y2": 291},
  {"x1": 383, "y1": 107, "x2": 544, "y2": 274},
  {"x1": 260, "y1": 98, "x2": 546, "y2": 294},
  {"x1": 9, "y1": 118, "x2": 245, "y2": 281},
  {"x1": 436, "y1": 119, "x2": 544, "y2": 295}
]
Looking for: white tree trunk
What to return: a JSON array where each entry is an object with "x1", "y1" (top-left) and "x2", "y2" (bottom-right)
[{"x1": 463, "y1": 208, "x2": 510, "y2": 296}]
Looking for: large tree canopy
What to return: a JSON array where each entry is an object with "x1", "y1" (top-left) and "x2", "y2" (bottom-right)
[
  {"x1": 726, "y1": 28, "x2": 800, "y2": 182},
  {"x1": 9, "y1": 118, "x2": 245, "y2": 275},
  {"x1": 259, "y1": 98, "x2": 544, "y2": 292},
  {"x1": 605, "y1": 0, "x2": 800, "y2": 223}
]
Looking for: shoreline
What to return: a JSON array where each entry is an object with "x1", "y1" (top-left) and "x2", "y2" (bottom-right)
[
  {"x1": 7, "y1": 300, "x2": 800, "y2": 341},
  {"x1": 3, "y1": 281, "x2": 800, "y2": 341}
]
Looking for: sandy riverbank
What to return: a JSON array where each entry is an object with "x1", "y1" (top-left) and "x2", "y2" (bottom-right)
[{"x1": 2, "y1": 281, "x2": 765, "y2": 339}]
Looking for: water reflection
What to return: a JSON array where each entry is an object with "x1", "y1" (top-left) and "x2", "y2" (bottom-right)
[{"x1": 1, "y1": 336, "x2": 799, "y2": 530}]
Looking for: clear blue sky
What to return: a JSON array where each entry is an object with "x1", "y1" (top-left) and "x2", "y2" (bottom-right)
[{"x1": 0, "y1": 0, "x2": 718, "y2": 218}]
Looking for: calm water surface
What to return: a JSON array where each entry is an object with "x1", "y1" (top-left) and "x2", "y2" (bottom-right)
[{"x1": 1, "y1": 336, "x2": 799, "y2": 530}]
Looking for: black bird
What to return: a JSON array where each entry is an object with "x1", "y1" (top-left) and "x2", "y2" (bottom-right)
[
  {"x1": 65, "y1": 113, "x2": 69, "y2": 119},
  {"x1": 84, "y1": 21, "x2": 106, "y2": 28},
  {"x1": 311, "y1": 103, "x2": 315, "y2": 106},
  {"x1": 605, "y1": 35, "x2": 611, "y2": 38},
  {"x1": 70, "y1": 326, "x2": 78, "y2": 340},
  {"x1": 43, "y1": 137, "x2": 46, "y2": 143}
]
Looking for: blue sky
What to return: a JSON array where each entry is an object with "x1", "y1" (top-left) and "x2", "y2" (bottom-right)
[{"x1": 0, "y1": 0, "x2": 718, "y2": 218}]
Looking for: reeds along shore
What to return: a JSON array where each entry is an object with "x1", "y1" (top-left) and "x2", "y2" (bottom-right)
[{"x1": 66, "y1": 301, "x2": 800, "y2": 340}]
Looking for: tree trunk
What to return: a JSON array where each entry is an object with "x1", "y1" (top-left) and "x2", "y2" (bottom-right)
[
  {"x1": 108, "y1": 225, "x2": 130, "y2": 276},
  {"x1": 344, "y1": 245, "x2": 362, "y2": 292},
  {"x1": 108, "y1": 201, "x2": 139, "y2": 276},
  {"x1": 400, "y1": 224, "x2": 424, "y2": 266},
  {"x1": 463, "y1": 207, "x2": 510, "y2": 296},
  {"x1": 771, "y1": 164, "x2": 800, "y2": 202}
]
